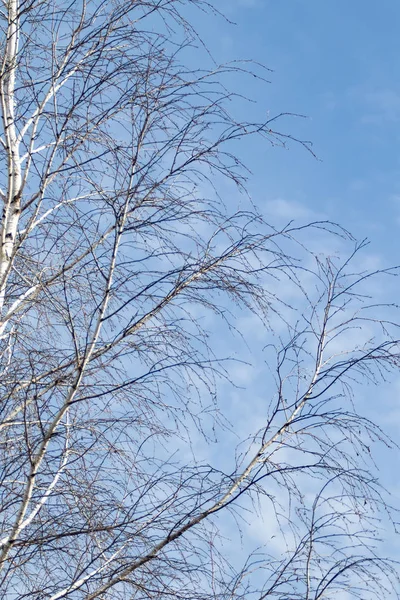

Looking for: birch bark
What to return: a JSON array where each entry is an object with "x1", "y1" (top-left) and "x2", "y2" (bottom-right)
[{"x1": 0, "y1": 0, "x2": 21, "y2": 317}]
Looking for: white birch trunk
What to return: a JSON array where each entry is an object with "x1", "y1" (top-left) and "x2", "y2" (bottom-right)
[{"x1": 0, "y1": 0, "x2": 21, "y2": 317}]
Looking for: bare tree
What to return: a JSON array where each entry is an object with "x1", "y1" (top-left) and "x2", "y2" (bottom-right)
[{"x1": 0, "y1": 1, "x2": 399, "y2": 598}]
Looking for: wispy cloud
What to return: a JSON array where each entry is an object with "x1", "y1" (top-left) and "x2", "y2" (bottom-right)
[{"x1": 264, "y1": 197, "x2": 316, "y2": 221}]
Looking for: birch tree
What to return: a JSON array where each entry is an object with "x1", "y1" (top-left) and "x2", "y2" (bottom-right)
[{"x1": 0, "y1": 1, "x2": 399, "y2": 599}]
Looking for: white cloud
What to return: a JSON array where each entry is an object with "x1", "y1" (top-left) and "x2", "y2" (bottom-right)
[{"x1": 264, "y1": 197, "x2": 315, "y2": 221}]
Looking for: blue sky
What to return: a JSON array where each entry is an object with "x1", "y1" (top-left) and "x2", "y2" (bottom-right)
[{"x1": 190, "y1": 0, "x2": 400, "y2": 258}]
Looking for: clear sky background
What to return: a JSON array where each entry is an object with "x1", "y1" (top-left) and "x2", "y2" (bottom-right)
[
  {"x1": 176, "y1": 0, "x2": 400, "y2": 582},
  {"x1": 195, "y1": 0, "x2": 400, "y2": 255}
]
